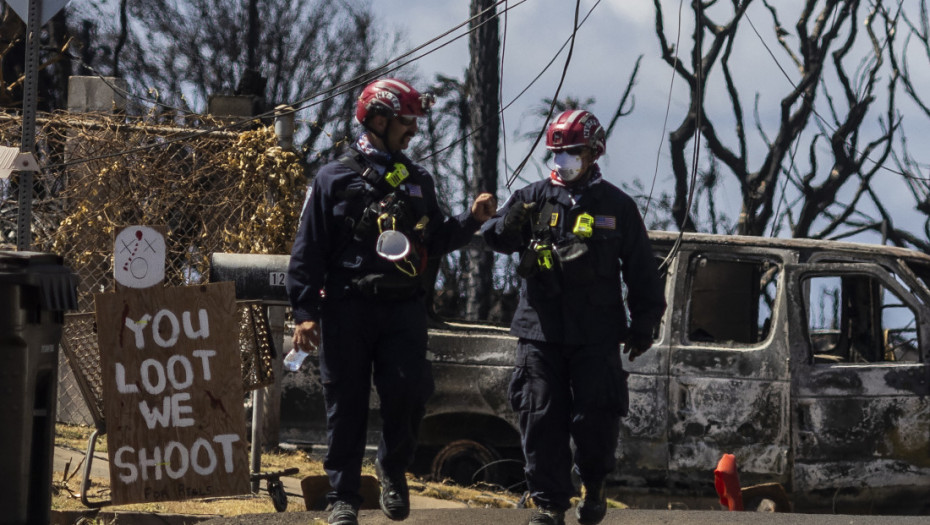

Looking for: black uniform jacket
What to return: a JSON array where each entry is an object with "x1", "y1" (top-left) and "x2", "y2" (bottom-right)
[
  {"x1": 482, "y1": 169, "x2": 666, "y2": 345},
  {"x1": 287, "y1": 146, "x2": 481, "y2": 323}
]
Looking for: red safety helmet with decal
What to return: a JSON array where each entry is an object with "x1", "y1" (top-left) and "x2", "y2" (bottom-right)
[
  {"x1": 545, "y1": 109, "x2": 606, "y2": 156},
  {"x1": 355, "y1": 78, "x2": 435, "y2": 125}
]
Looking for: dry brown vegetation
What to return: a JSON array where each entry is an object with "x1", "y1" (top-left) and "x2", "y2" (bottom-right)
[{"x1": 52, "y1": 423, "x2": 528, "y2": 518}]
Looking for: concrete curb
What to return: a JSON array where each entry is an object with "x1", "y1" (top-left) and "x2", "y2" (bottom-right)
[{"x1": 52, "y1": 509, "x2": 217, "y2": 525}]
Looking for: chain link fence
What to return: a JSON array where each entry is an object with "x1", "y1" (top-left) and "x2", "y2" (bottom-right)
[
  {"x1": 0, "y1": 111, "x2": 304, "y2": 426},
  {"x1": 0, "y1": 111, "x2": 305, "y2": 312}
]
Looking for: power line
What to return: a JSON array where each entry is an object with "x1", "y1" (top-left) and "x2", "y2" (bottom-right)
[
  {"x1": 42, "y1": 0, "x2": 527, "y2": 171},
  {"x1": 422, "y1": 0, "x2": 602, "y2": 171},
  {"x1": 499, "y1": 0, "x2": 510, "y2": 192},
  {"x1": 505, "y1": 0, "x2": 584, "y2": 189},
  {"x1": 656, "y1": 0, "x2": 693, "y2": 273},
  {"x1": 644, "y1": 0, "x2": 686, "y2": 222}
]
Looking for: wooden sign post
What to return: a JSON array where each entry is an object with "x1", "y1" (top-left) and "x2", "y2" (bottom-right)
[{"x1": 95, "y1": 281, "x2": 250, "y2": 504}]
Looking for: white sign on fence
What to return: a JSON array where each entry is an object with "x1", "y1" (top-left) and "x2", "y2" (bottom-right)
[{"x1": 114, "y1": 226, "x2": 166, "y2": 289}]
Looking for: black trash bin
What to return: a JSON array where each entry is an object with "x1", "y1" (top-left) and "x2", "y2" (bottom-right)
[{"x1": 0, "y1": 251, "x2": 77, "y2": 525}]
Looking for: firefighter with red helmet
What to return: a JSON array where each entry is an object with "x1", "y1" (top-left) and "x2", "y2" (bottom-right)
[
  {"x1": 287, "y1": 78, "x2": 495, "y2": 525},
  {"x1": 482, "y1": 109, "x2": 666, "y2": 525}
]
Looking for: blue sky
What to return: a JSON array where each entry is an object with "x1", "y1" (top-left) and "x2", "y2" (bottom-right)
[
  {"x1": 64, "y1": 0, "x2": 930, "y2": 239},
  {"x1": 371, "y1": 1, "x2": 672, "y2": 195},
  {"x1": 370, "y1": 0, "x2": 930, "y2": 238}
]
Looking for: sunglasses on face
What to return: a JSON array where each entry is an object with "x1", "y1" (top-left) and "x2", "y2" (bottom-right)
[
  {"x1": 396, "y1": 116, "x2": 417, "y2": 127},
  {"x1": 562, "y1": 146, "x2": 586, "y2": 156}
]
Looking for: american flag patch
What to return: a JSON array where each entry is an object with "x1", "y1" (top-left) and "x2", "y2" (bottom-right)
[
  {"x1": 594, "y1": 215, "x2": 616, "y2": 229},
  {"x1": 406, "y1": 184, "x2": 423, "y2": 197}
]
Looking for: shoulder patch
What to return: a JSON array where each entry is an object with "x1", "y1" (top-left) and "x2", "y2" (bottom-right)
[
  {"x1": 405, "y1": 183, "x2": 423, "y2": 198},
  {"x1": 594, "y1": 215, "x2": 616, "y2": 229}
]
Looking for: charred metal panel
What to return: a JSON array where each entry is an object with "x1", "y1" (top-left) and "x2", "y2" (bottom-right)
[
  {"x1": 660, "y1": 242, "x2": 792, "y2": 494},
  {"x1": 798, "y1": 365, "x2": 930, "y2": 397},
  {"x1": 792, "y1": 372, "x2": 930, "y2": 498},
  {"x1": 616, "y1": 372, "x2": 670, "y2": 488},
  {"x1": 427, "y1": 323, "x2": 516, "y2": 366},
  {"x1": 427, "y1": 363, "x2": 514, "y2": 421},
  {"x1": 616, "y1": 259, "x2": 674, "y2": 489},
  {"x1": 278, "y1": 356, "x2": 381, "y2": 445},
  {"x1": 794, "y1": 396, "x2": 930, "y2": 466},
  {"x1": 279, "y1": 324, "x2": 520, "y2": 448},
  {"x1": 670, "y1": 346, "x2": 789, "y2": 380},
  {"x1": 420, "y1": 363, "x2": 520, "y2": 448},
  {"x1": 667, "y1": 377, "x2": 790, "y2": 481}
]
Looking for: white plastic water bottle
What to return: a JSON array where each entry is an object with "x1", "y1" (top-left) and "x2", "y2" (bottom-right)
[{"x1": 283, "y1": 348, "x2": 309, "y2": 372}]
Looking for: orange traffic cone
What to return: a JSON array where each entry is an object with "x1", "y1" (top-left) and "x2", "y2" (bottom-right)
[{"x1": 714, "y1": 453, "x2": 744, "y2": 511}]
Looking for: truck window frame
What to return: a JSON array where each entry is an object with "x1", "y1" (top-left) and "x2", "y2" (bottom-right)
[
  {"x1": 796, "y1": 262, "x2": 928, "y2": 365},
  {"x1": 681, "y1": 251, "x2": 782, "y2": 348}
]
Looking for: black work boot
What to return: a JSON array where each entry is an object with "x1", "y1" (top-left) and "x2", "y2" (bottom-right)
[
  {"x1": 529, "y1": 507, "x2": 565, "y2": 525},
  {"x1": 576, "y1": 480, "x2": 607, "y2": 525},
  {"x1": 327, "y1": 500, "x2": 358, "y2": 525},
  {"x1": 376, "y1": 462, "x2": 410, "y2": 520}
]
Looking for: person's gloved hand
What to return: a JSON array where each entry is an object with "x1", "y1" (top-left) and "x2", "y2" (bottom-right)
[
  {"x1": 502, "y1": 201, "x2": 536, "y2": 236},
  {"x1": 622, "y1": 333, "x2": 654, "y2": 362}
]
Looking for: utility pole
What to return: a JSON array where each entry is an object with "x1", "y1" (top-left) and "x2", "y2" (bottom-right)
[
  {"x1": 7, "y1": 0, "x2": 68, "y2": 250},
  {"x1": 16, "y1": 0, "x2": 42, "y2": 251},
  {"x1": 247, "y1": 0, "x2": 259, "y2": 71},
  {"x1": 464, "y1": 0, "x2": 500, "y2": 320}
]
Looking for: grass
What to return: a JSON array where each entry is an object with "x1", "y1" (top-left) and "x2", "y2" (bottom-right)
[
  {"x1": 52, "y1": 423, "x2": 527, "y2": 518},
  {"x1": 52, "y1": 423, "x2": 308, "y2": 517}
]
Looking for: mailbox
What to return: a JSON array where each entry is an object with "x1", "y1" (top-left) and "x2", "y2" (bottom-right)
[{"x1": 209, "y1": 253, "x2": 290, "y2": 305}]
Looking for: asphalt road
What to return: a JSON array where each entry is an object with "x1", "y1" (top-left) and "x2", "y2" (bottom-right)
[
  {"x1": 198, "y1": 508, "x2": 930, "y2": 525},
  {"x1": 54, "y1": 446, "x2": 929, "y2": 525}
]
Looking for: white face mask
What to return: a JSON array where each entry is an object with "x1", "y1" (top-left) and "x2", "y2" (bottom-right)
[{"x1": 553, "y1": 152, "x2": 584, "y2": 181}]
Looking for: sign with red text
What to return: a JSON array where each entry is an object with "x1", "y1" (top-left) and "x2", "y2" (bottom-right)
[{"x1": 95, "y1": 282, "x2": 249, "y2": 504}]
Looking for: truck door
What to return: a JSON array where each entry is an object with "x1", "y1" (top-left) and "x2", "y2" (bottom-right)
[
  {"x1": 666, "y1": 250, "x2": 791, "y2": 490},
  {"x1": 784, "y1": 262, "x2": 930, "y2": 513},
  {"x1": 617, "y1": 254, "x2": 671, "y2": 491}
]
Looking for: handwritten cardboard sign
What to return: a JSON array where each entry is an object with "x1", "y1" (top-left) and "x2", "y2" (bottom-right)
[{"x1": 95, "y1": 282, "x2": 249, "y2": 504}]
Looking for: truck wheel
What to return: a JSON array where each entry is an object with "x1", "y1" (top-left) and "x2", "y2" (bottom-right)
[
  {"x1": 741, "y1": 483, "x2": 791, "y2": 512},
  {"x1": 430, "y1": 439, "x2": 501, "y2": 487}
]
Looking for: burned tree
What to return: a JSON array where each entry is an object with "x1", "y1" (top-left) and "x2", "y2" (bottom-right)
[
  {"x1": 654, "y1": 0, "x2": 904, "y2": 241},
  {"x1": 890, "y1": 0, "x2": 930, "y2": 252},
  {"x1": 69, "y1": 0, "x2": 400, "y2": 171},
  {"x1": 463, "y1": 0, "x2": 501, "y2": 320}
]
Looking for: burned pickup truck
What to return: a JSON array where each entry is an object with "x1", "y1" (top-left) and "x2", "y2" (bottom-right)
[
  {"x1": 618, "y1": 231, "x2": 930, "y2": 514},
  {"x1": 222, "y1": 231, "x2": 930, "y2": 514}
]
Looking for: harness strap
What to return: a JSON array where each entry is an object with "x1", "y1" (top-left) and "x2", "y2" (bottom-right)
[
  {"x1": 531, "y1": 199, "x2": 557, "y2": 237},
  {"x1": 332, "y1": 150, "x2": 426, "y2": 276}
]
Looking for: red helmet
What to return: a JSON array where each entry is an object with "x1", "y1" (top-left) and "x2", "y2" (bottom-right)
[
  {"x1": 545, "y1": 109, "x2": 606, "y2": 156},
  {"x1": 355, "y1": 78, "x2": 435, "y2": 125}
]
